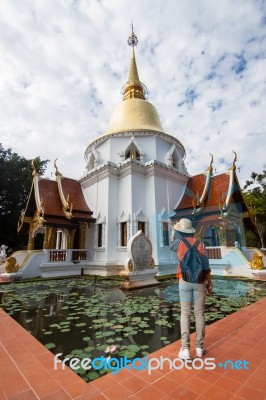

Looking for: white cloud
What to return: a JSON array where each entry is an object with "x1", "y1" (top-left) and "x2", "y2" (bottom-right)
[{"x1": 0, "y1": 0, "x2": 265, "y2": 185}]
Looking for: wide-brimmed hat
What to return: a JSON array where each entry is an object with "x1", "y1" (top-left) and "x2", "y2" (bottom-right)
[{"x1": 173, "y1": 218, "x2": 195, "y2": 233}]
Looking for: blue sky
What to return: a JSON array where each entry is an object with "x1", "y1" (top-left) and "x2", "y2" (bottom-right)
[{"x1": 0, "y1": 0, "x2": 265, "y2": 185}]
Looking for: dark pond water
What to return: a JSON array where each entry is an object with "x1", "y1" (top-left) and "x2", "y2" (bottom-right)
[{"x1": 0, "y1": 277, "x2": 265, "y2": 382}]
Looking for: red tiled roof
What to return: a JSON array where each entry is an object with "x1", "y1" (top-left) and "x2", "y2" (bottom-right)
[
  {"x1": 206, "y1": 173, "x2": 230, "y2": 207},
  {"x1": 176, "y1": 172, "x2": 230, "y2": 210},
  {"x1": 39, "y1": 179, "x2": 65, "y2": 217},
  {"x1": 61, "y1": 177, "x2": 92, "y2": 213},
  {"x1": 177, "y1": 173, "x2": 206, "y2": 209},
  {"x1": 24, "y1": 178, "x2": 95, "y2": 223}
]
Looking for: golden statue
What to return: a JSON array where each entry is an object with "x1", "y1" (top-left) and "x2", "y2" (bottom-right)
[
  {"x1": 250, "y1": 253, "x2": 264, "y2": 270},
  {"x1": 130, "y1": 148, "x2": 137, "y2": 159},
  {"x1": 5, "y1": 257, "x2": 19, "y2": 273}
]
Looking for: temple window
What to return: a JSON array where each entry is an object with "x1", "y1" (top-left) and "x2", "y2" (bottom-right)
[
  {"x1": 121, "y1": 222, "x2": 128, "y2": 246},
  {"x1": 87, "y1": 147, "x2": 100, "y2": 171},
  {"x1": 126, "y1": 147, "x2": 140, "y2": 161},
  {"x1": 166, "y1": 144, "x2": 183, "y2": 171},
  {"x1": 95, "y1": 213, "x2": 106, "y2": 249},
  {"x1": 172, "y1": 152, "x2": 179, "y2": 169},
  {"x1": 88, "y1": 153, "x2": 96, "y2": 171},
  {"x1": 138, "y1": 221, "x2": 145, "y2": 234},
  {"x1": 162, "y1": 222, "x2": 170, "y2": 246},
  {"x1": 97, "y1": 224, "x2": 103, "y2": 247},
  {"x1": 203, "y1": 226, "x2": 220, "y2": 247}
]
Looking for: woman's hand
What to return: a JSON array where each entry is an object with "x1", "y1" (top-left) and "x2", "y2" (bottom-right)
[{"x1": 205, "y1": 274, "x2": 212, "y2": 295}]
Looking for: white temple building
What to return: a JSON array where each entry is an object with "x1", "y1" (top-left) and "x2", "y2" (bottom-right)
[{"x1": 80, "y1": 28, "x2": 188, "y2": 274}]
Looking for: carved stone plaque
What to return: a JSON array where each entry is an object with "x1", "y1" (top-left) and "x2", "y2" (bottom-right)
[{"x1": 128, "y1": 230, "x2": 154, "y2": 271}]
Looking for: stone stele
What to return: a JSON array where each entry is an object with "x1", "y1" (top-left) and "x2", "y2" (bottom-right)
[{"x1": 121, "y1": 230, "x2": 158, "y2": 289}]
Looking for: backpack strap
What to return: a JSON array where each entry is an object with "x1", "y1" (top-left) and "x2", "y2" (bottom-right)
[
  {"x1": 193, "y1": 239, "x2": 200, "y2": 248},
  {"x1": 182, "y1": 238, "x2": 201, "y2": 250},
  {"x1": 181, "y1": 237, "x2": 192, "y2": 249}
]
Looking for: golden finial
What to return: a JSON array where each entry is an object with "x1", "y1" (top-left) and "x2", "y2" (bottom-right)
[
  {"x1": 232, "y1": 150, "x2": 237, "y2": 170},
  {"x1": 31, "y1": 159, "x2": 39, "y2": 177},
  {"x1": 208, "y1": 154, "x2": 214, "y2": 173},
  {"x1": 54, "y1": 158, "x2": 61, "y2": 176},
  {"x1": 122, "y1": 23, "x2": 147, "y2": 100}
]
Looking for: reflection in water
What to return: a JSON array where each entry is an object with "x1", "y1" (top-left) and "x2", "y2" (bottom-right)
[{"x1": 0, "y1": 277, "x2": 265, "y2": 382}]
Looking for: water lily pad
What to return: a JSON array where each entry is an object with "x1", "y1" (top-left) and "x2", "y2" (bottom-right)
[
  {"x1": 45, "y1": 343, "x2": 56, "y2": 350},
  {"x1": 75, "y1": 322, "x2": 87, "y2": 327},
  {"x1": 87, "y1": 371, "x2": 100, "y2": 380},
  {"x1": 119, "y1": 349, "x2": 136, "y2": 358}
]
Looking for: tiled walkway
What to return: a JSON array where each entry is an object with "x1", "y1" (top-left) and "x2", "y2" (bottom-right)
[{"x1": 0, "y1": 297, "x2": 266, "y2": 400}]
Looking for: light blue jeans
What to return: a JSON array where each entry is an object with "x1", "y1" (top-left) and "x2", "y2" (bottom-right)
[{"x1": 179, "y1": 278, "x2": 206, "y2": 349}]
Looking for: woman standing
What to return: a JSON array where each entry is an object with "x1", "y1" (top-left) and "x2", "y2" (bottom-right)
[{"x1": 171, "y1": 218, "x2": 212, "y2": 359}]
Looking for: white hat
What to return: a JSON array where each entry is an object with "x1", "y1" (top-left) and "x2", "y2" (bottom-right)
[{"x1": 173, "y1": 218, "x2": 195, "y2": 233}]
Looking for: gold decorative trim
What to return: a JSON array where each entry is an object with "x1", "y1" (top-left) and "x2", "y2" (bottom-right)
[
  {"x1": 54, "y1": 159, "x2": 73, "y2": 219},
  {"x1": 208, "y1": 154, "x2": 214, "y2": 173},
  {"x1": 67, "y1": 229, "x2": 76, "y2": 249},
  {"x1": 31, "y1": 159, "x2": 39, "y2": 177}
]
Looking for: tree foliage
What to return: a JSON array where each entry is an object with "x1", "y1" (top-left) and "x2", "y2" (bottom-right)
[
  {"x1": 0, "y1": 144, "x2": 49, "y2": 252},
  {"x1": 243, "y1": 169, "x2": 266, "y2": 248}
]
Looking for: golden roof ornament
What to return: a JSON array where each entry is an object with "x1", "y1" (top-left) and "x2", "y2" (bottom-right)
[
  {"x1": 122, "y1": 23, "x2": 148, "y2": 101},
  {"x1": 31, "y1": 159, "x2": 39, "y2": 177},
  {"x1": 232, "y1": 150, "x2": 237, "y2": 170},
  {"x1": 208, "y1": 154, "x2": 214, "y2": 174},
  {"x1": 228, "y1": 150, "x2": 237, "y2": 171},
  {"x1": 54, "y1": 158, "x2": 62, "y2": 176}
]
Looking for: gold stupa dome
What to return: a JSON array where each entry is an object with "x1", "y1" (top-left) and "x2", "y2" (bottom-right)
[
  {"x1": 105, "y1": 26, "x2": 164, "y2": 135},
  {"x1": 106, "y1": 98, "x2": 164, "y2": 134}
]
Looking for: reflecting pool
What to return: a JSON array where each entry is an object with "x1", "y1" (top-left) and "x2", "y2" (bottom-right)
[{"x1": 0, "y1": 277, "x2": 265, "y2": 382}]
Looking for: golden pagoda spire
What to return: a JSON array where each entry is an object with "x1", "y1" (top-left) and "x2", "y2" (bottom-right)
[{"x1": 122, "y1": 24, "x2": 147, "y2": 101}]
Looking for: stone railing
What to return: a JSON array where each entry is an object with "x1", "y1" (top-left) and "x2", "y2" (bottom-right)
[
  {"x1": 72, "y1": 250, "x2": 87, "y2": 261},
  {"x1": 206, "y1": 247, "x2": 222, "y2": 259},
  {"x1": 49, "y1": 250, "x2": 67, "y2": 262},
  {"x1": 47, "y1": 249, "x2": 88, "y2": 263}
]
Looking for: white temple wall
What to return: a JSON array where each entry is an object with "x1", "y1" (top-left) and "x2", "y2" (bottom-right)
[
  {"x1": 108, "y1": 135, "x2": 156, "y2": 164},
  {"x1": 90, "y1": 134, "x2": 184, "y2": 166},
  {"x1": 105, "y1": 174, "x2": 120, "y2": 262},
  {"x1": 154, "y1": 136, "x2": 171, "y2": 163},
  {"x1": 131, "y1": 173, "x2": 148, "y2": 234}
]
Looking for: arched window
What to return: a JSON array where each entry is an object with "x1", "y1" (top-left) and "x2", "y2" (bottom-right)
[
  {"x1": 166, "y1": 144, "x2": 183, "y2": 171},
  {"x1": 95, "y1": 213, "x2": 106, "y2": 248},
  {"x1": 86, "y1": 147, "x2": 100, "y2": 171},
  {"x1": 119, "y1": 137, "x2": 144, "y2": 163},
  {"x1": 117, "y1": 211, "x2": 130, "y2": 247},
  {"x1": 172, "y1": 152, "x2": 179, "y2": 169},
  {"x1": 134, "y1": 209, "x2": 149, "y2": 237},
  {"x1": 159, "y1": 208, "x2": 170, "y2": 247},
  {"x1": 125, "y1": 146, "x2": 140, "y2": 161}
]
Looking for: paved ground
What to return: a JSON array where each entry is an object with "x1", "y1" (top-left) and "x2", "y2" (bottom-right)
[{"x1": 0, "y1": 296, "x2": 266, "y2": 399}]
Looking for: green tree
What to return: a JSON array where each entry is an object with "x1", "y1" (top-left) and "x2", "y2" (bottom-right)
[
  {"x1": 0, "y1": 144, "x2": 49, "y2": 252},
  {"x1": 243, "y1": 170, "x2": 266, "y2": 249}
]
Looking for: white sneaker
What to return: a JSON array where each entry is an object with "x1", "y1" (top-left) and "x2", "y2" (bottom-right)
[
  {"x1": 195, "y1": 348, "x2": 204, "y2": 358},
  {"x1": 178, "y1": 348, "x2": 190, "y2": 359}
]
